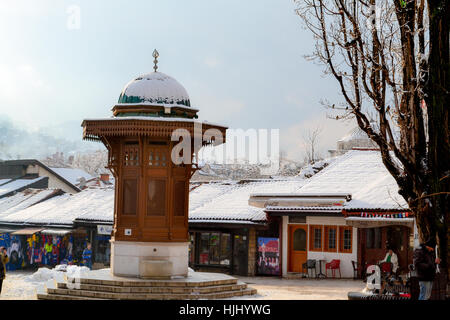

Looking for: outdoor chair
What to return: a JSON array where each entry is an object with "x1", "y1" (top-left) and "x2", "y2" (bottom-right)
[
  {"x1": 379, "y1": 262, "x2": 393, "y2": 280},
  {"x1": 301, "y1": 259, "x2": 317, "y2": 278},
  {"x1": 351, "y1": 260, "x2": 365, "y2": 280},
  {"x1": 325, "y1": 259, "x2": 341, "y2": 278}
]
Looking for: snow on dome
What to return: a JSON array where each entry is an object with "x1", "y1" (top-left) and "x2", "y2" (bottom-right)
[
  {"x1": 117, "y1": 71, "x2": 191, "y2": 107},
  {"x1": 338, "y1": 126, "x2": 370, "y2": 142}
]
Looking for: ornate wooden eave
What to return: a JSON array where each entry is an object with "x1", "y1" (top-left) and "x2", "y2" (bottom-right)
[
  {"x1": 81, "y1": 118, "x2": 227, "y2": 146},
  {"x1": 111, "y1": 104, "x2": 199, "y2": 118}
]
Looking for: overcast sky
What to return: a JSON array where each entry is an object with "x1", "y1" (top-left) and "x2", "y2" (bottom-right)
[{"x1": 0, "y1": 0, "x2": 357, "y2": 161}]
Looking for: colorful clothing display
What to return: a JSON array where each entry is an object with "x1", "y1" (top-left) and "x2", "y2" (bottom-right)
[{"x1": 24, "y1": 234, "x2": 71, "y2": 267}]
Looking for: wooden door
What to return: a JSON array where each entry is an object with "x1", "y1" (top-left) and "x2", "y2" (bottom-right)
[{"x1": 288, "y1": 225, "x2": 308, "y2": 273}]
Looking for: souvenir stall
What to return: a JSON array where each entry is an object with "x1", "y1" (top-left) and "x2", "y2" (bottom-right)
[
  {"x1": 70, "y1": 229, "x2": 90, "y2": 266},
  {"x1": 0, "y1": 231, "x2": 27, "y2": 271},
  {"x1": 24, "y1": 232, "x2": 73, "y2": 267}
]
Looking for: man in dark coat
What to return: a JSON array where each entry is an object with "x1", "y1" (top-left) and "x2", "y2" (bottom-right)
[{"x1": 413, "y1": 238, "x2": 441, "y2": 300}]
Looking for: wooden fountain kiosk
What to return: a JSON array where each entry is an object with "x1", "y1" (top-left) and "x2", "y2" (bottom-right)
[
  {"x1": 36, "y1": 52, "x2": 257, "y2": 299},
  {"x1": 81, "y1": 51, "x2": 227, "y2": 278}
]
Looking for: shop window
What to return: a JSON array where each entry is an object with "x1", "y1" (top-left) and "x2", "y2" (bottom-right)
[
  {"x1": 309, "y1": 225, "x2": 322, "y2": 251},
  {"x1": 293, "y1": 228, "x2": 306, "y2": 251},
  {"x1": 122, "y1": 179, "x2": 137, "y2": 215},
  {"x1": 220, "y1": 233, "x2": 231, "y2": 265},
  {"x1": 324, "y1": 226, "x2": 337, "y2": 252},
  {"x1": 209, "y1": 233, "x2": 220, "y2": 265},
  {"x1": 199, "y1": 233, "x2": 210, "y2": 264},
  {"x1": 196, "y1": 232, "x2": 231, "y2": 266},
  {"x1": 146, "y1": 179, "x2": 166, "y2": 216},
  {"x1": 94, "y1": 235, "x2": 111, "y2": 265},
  {"x1": 339, "y1": 226, "x2": 352, "y2": 253},
  {"x1": 173, "y1": 180, "x2": 185, "y2": 216}
]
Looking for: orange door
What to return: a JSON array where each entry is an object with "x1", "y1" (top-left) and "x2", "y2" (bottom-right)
[{"x1": 288, "y1": 225, "x2": 308, "y2": 273}]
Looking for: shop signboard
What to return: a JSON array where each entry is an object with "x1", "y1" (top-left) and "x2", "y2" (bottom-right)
[
  {"x1": 97, "y1": 225, "x2": 113, "y2": 235},
  {"x1": 257, "y1": 237, "x2": 280, "y2": 275}
]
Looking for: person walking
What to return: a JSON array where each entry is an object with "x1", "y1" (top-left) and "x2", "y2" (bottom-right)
[
  {"x1": 413, "y1": 238, "x2": 441, "y2": 300},
  {"x1": 82, "y1": 243, "x2": 92, "y2": 270},
  {"x1": 0, "y1": 246, "x2": 9, "y2": 295}
]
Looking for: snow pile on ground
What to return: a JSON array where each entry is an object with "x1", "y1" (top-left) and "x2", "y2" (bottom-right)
[
  {"x1": 25, "y1": 265, "x2": 90, "y2": 282},
  {"x1": 25, "y1": 267, "x2": 60, "y2": 282}
]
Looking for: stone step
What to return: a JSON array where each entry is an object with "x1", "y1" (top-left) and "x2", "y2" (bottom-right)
[
  {"x1": 36, "y1": 293, "x2": 104, "y2": 300},
  {"x1": 57, "y1": 281, "x2": 248, "y2": 294},
  {"x1": 66, "y1": 277, "x2": 238, "y2": 288},
  {"x1": 44, "y1": 287, "x2": 257, "y2": 300}
]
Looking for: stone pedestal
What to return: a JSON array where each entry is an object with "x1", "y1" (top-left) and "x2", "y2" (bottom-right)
[{"x1": 110, "y1": 240, "x2": 189, "y2": 278}]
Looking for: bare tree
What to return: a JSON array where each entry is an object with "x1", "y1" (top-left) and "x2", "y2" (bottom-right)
[
  {"x1": 302, "y1": 126, "x2": 324, "y2": 164},
  {"x1": 295, "y1": 0, "x2": 449, "y2": 278}
]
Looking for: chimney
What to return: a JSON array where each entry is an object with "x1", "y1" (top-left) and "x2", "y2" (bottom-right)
[{"x1": 100, "y1": 173, "x2": 109, "y2": 182}]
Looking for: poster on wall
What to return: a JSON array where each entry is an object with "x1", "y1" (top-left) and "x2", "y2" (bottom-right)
[{"x1": 257, "y1": 237, "x2": 280, "y2": 275}]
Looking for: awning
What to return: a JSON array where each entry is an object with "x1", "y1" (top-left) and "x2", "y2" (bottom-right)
[
  {"x1": 345, "y1": 217, "x2": 414, "y2": 228},
  {"x1": 0, "y1": 227, "x2": 17, "y2": 234},
  {"x1": 41, "y1": 229, "x2": 72, "y2": 236},
  {"x1": 10, "y1": 228, "x2": 44, "y2": 235}
]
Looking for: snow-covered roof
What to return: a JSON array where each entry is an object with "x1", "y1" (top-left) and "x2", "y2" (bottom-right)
[
  {"x1": 1, "y1": 179, "x2": 308, "y2": 227},
  {"x1": 297, "y1": 150, "x2": 408, "y2": 211},
  {"x1": 0, "y1": 189, "x2": 59, "y2": 215},
  {"x1": 0, "y1": 188, "x2": 114, "y2": 226},
  {"x1": 0, "y1": 177, "x2": 47, "y2": 197},
  {"x1": 118, "y1": 71, "x2": 191, "y2": 107},
  {"x1": 0, "y1": 179, "x2": 11, "y2": 186},
  {"x1": 48, "y1": 167, "x2": 93, "y2": 186},
  {"x1": 189, "y1": 179, "x2": 308, "y2": 223}
]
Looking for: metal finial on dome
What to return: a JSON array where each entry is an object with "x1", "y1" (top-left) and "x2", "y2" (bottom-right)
[{"x1": 152, "y1": 49, "x2": 159, "y2": 72}]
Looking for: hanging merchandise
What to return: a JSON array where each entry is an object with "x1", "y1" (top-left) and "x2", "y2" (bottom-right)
[{"x1": 67, "y1": 236, "x2": 73, "y2": 264}]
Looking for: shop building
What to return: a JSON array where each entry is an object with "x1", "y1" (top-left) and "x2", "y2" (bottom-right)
[
  {"x1": 0, "y1": 187, "x2": 114, "y2": 270},
  {"x1": 188, "y1": 179, "x2": 306, "y2": 276},
  {"x1": 250, "y1": 150, "x2": 415, "y2": 278}
]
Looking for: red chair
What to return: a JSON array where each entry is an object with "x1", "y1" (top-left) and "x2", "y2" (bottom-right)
[
  {"x1": 380, "y1": 262, "x2": 392, "y2": 273},
  {"x1": 325, "y1": 259, "x2": 341, "y2": 278},
  {"x1": 379, "y1": 262, "x2": 393, "y2": 280}
]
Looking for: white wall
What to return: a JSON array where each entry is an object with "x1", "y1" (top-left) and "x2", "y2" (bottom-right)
[
  {"x1": 26, "y1": 164, "x2": 79, "y2": 193},
  {"x1": 281, "y1": 215, "x2": 357, "y2": 279}
]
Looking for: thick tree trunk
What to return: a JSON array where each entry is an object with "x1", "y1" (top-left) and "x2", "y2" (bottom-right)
[{"x1": 424, "y1": 0, "x2": 450, "y2": 279}]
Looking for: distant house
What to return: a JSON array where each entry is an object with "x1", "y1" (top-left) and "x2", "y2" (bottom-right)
[
  {"x1": 328, "y1": 126, "x2": 378, "y2": 157},
  {"x1": 0, "y1": 159, "x2": 93, "y2": 196}
]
